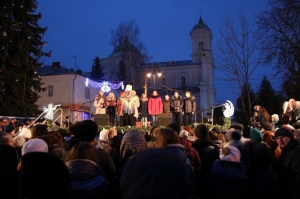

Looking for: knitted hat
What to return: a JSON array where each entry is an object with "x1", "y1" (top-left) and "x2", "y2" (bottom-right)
[
  {"x1": 250, "y1": 128, "x2": 263, "y2": 142},
  {"x1": 274, "y1": 128, "x2": 294, "y2": 139},
  {"x1": 120, "y1": 148, "x2": 195, "y2": 199},
  {"x1": 21, "y1": 139, "x2": 48, "y2": 155},
  {"x1": 13, "y1": 136, "x2": 26, "y2": 148},
  {"x1": 261, "y1": 122, "x2": 272, "y2": 131},
  {"x1": 220, "y1": 146, "x2": 241, "y2": 162}
]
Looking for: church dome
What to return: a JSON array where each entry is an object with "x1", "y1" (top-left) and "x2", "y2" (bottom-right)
[
  {"x1": 112, "y1": 37, "x2": 139, "y2": 54},
  {"x1": 192, "y1": 16, "x2": 211, "y2": 32}
]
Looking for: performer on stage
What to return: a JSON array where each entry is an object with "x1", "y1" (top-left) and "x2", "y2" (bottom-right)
[
  {"x1": 182, "y1": 91, "x2": 196, "y2": 125},
  {"x1": 120, "y1": 85, "x2": 140, "y2": 126},
  {"x1": 171, "y1": 91, "x2": 183, "y2": 126},
  {"x1": 148, "y1": 90, "x2": 162, "y2": 126},
  {"x1": 106, "y1": 92, "x2": 116, "y2": 126},
  {"x1": 94, "y1": 90, "x2": 106, "y2": 114}
]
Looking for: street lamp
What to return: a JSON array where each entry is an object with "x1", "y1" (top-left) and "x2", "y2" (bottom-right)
[{"x1": 147, "y1": 72, "x2": 162, "y2": 90}]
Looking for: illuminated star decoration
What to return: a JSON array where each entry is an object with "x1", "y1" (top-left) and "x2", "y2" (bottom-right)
[{"x1": 85, "y1": 78, "x2": 124, "y2": 92}]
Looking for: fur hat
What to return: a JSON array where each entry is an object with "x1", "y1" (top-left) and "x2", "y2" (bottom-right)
[
  {"x1": 21, "y1": 139, "x2": 48, "y2": 155},
  {"x1": 220, "y1": 146, "x2": 241, "y2": 162},
  {"x1": 125, "y1": 84, "x2": 132, "y2": 91},
  {"x1": 262, "y1": 122, "x2": 272, "y2": 131},
  {"x1": 99, "y1": 128, "x2": 109, "y2": 141},
  {"x1": 13, "y1": 136, "x2": 26, "y2": 148},
  {"x1": 250, "y1": 128, "x2": 263, "y2": 142},
  {"x1": 275, "y1": 128, "x2": 294, "y2": 139}
]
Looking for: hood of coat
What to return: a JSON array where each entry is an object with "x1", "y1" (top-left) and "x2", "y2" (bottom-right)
[
  {"x1": 150, "y1": 94, "x2": 160, "y2": 99},
  {"x1": 172, "y1": 96, "x2": 182, "y2": 100},
  {"x1": 140, "y1": 97, "x2": 148, "y2": 102}
]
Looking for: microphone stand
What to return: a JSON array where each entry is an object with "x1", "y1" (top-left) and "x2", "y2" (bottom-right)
[{"x1": 83, "y1": 99, "x2": 97, "y2": 119}]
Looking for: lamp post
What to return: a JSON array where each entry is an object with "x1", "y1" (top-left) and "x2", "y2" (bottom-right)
[{"x1": 147, "y1": 72, "x2": 162, "y2": 90}]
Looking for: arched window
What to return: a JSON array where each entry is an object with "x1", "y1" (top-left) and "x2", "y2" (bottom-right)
[{"x1": 198, "y1": 42, "x2": 204, "y2": 50}]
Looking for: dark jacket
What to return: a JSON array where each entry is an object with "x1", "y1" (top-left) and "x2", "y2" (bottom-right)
[
  {"x1": 65, "y1": 159, "x2": 109, "y2": 199},
  {"x1": 203, "y1": 160, "x2": 248, "y2": 199},
  {"x1": 139, "y1": 98, "x2": 148, "y2": 117},
  {"x1": 192, "y1": 138, "x2": 219, "y2": 180},
  {"x1": 183, "y1": 96, "x2": 196, "y2": 113},
  {"x1": 276, "y1": 139, "x2": 300, "y2": 198},
  {"x1": 163, "y1": 100, "x2": 171, "y2": 113},
  {"x1": 171, "y1": 96, "x2": 183, "y2": 113}
]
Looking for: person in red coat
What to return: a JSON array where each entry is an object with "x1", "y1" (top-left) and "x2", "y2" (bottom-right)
[{"x1": 148, "y1": 91, "x2": 162, "y2": 126}]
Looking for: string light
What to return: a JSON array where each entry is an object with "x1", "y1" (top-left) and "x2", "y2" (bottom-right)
[{"x1": 85, "y1": 78, "x2": 124, "y2": 92}]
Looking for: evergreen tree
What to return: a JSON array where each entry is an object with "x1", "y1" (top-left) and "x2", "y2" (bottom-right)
[
  {"x1": 234, "y1": 82, "x2": 256, "y2": 137},
  {"x1": 90, "y1": 56, "x2": 104, "y2": 81},
  {"x1": 256, "y1": 75, "x2": 282, "y2": 115},
  {"x1": 117, "y1": 60, "x2": 128, "y2": 82},
  {"x1": 0, "y1": 0, "x2": 49, "y2": 116}
]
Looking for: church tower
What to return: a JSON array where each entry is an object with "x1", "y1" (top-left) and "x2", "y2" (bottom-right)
[{"x1": 190, "y1": 16, "x2": 215, "y2": 111}]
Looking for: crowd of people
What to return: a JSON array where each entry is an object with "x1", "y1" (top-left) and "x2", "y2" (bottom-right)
[
  {"x1": 93, "y1": 84, "x2": 197, "y2": 127},
  {"x1": 1, "y1": 111, "x2": 300, "y2": 199}
]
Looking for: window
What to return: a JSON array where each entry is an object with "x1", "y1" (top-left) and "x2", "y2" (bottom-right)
[
  {"x1": 48, "y1": 85, "x2": 53, "y2": 97},
  {"x1": 162, "y1": 77, "x2": 166, "y2": 85},
  {"x1": 198, "y1": 42, "x2": 204, "y2": 50},
  {"x1": 85, "y1": 87, "x2": 90, "y2": 99},
  {"x1": 181, "y1": 77, "x2": 186, "y2": 87}
]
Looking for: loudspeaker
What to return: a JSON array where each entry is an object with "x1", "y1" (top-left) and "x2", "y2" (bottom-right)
[
  {"x1": 94, "y1": 114, "x2": 109, "y2": 126},
  {"x1": 157, "y1": 113, "x2": 172, "y2": 126}
]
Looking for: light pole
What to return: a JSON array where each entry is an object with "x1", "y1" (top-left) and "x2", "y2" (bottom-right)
[{"x1": 147, "y1": 72, "x2": 162, "y2": 90}]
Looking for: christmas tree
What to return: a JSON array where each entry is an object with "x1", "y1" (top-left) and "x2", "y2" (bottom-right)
[
  {"x1": 0, "y1": 0, "x2": 49, "y2": 116},
  {"x1": 90, "y1": 55, "x2": 104, "y2": 81}
]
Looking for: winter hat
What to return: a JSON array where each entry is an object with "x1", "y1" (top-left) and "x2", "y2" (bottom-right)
[
  {"x1": 125, "y1": 84, "x2": 133, "y2": 91},
  {"x1": 120, "y1": 130, "x2": 147, "y2": 159},
  {"x1": 194, "y1": 124, "x2": 209, "y2": 138},
  {"x1": 99, "y1": 128, "x2": 109, "y2": 141},
  {"x1": 274, "y1": 128, "x2": 294, "y2": 139},
  {"x1": 5, "y1": 124, "x2": 15, "y2": 133},
  {"x1": 220, "y1": 146, "x2": 241, "y2": 162},
  {"x1": 250, "y1": 128, "x2": 263, "y2": 142},
  {"x1": 179, "y1": 129, "x2": 189, "y2": 139},
  {"x1": 211, "y1": 126, "x2": 222, "y2": 134},
  {"x1": 120, "y1": 148, "x2": 195, "y2": 199},
  {"x1": 21, "y1": 138, "x2": 48, "y2": 155},
  {"x1": 18, "y1": 152, "x2": 71, "y2": 198},
  {"x1": 13, "y1": 136, "x2": 26, "y2": 148},
  {"x1": 261, "y1": 122, "x2": 272, "y2": 131}
]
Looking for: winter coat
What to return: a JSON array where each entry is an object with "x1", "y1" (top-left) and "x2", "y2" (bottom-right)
[
  {"x1": 105, "y1": 96, "x2": 116, "y2": 115},
  {"x1": 139, "y1": 98, "x2": 148, "y2": 117},
  {"x1": 65, "y1": 159, "x2": 109, "y2": 199},
  {"x1": 148, "y1": 95, "x2": 162, "y2": 116},
  {"x1": 203, "y1": 160, "x2": 248, "y2": 199},
  {"x1": 166, "y1": 143, "x2": 196, "y2": 187},
  {"x1": 171, "y1": 96, "x2": 183, "y2": 113},
  {"x1": 275, "y1": 139, "x2": 300, "y2": 198},
  {"x1": 94, "y1": 95, "x2": 106, "y2": 114},
  {"x1": 120, "y1": 91, "x2": 140, "y2": 117},
  {"x1": 116, "y1": 98, "x2": 123, "y2": 116},
  {"x1": 192, "y1": 138, "x2": 220, "y2": 180},
  {"x1": 163, "y1": 100, "x2": 171, "y2": 113},
  {"x1": 183, "y1": 96, "x2": 196, "y2": 113}
]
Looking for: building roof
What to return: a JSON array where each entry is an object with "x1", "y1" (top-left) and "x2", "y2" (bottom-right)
[
  {"x1": 37, "y1": 62, "x2": 85, "y2": 76},
  {"x1": 142, "y1": 60, "x2": 201, "y2": 68},
  {"x1": 191, "y1": 16, "x2": 211, "y2": 32},
  {"x1": 111, "y1": 37, "x2": 140, "y2": 55}
]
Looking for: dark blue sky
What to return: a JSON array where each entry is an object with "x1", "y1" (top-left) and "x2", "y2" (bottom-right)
[{"x1": 37, "y1": 0, "x2": 279, "y2": 106}]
